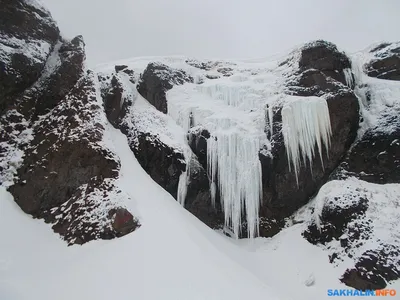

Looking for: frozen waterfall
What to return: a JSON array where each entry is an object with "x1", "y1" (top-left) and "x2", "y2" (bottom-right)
[{"x1": 167, "y1": 82, "x2": 265, "y2": 239}]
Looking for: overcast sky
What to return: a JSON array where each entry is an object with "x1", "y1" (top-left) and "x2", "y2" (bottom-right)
[{"x1": 40, "y1": 0, "x2": 400, "y2": 67}]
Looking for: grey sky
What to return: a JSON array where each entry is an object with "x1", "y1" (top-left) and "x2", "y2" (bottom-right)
[{"x1": 40, "y1": 0, "x2": 400, "y2": 67}]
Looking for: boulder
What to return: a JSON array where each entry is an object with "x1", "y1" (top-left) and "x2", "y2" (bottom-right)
[
  {"x1": 137, "y1": 62, "x2": 193, "y2": 113},
  {"x1": 341, "y1": 246, "x2": 400, "y2": 290},
  {"x1": 111, "y1": 208, "x2": 139, "y2": 237}
]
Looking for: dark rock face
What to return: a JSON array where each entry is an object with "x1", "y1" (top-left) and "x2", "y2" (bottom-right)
[
  {"x1": 0, "y1": 0, "x2": 60, "y2": 113},
  {"x1": 303, "y1": 194, "x2": 369, "y2": 246},
  {"x1": 131, "y1": 132, "x2": 186, "y2": 198},
  {"x1": 137, "y1": 62, "x2": 193, "y2": 114},
  {"x1": 365, "y1": 42, "x2": 400, "y2": 80},
  {"x1": 33, "y1": 35, "x2": 86, "y2": 118},
  {"x1": 258, "y1": 41, "x2": 359, "y2": 236},
  {"x1": 188, "y1": 127, "x2": 210, "y2": 170},
  {"x1": 341, "y1": 246, "x2": 400, "y2": 290},
  {"x1": 6, "y1": 73, "x2": 134, "y2": 245},
  {"x1": 298, "y1": 40, "x2": 351, "y2": 75},
  {"x1": 0, "y1": 2, "x2": 138, "y2": 245},
  {"x1": 99, "y1": 74, "x2": 128, "y2": 127},
  {"x1": 334, "y1": 126, "x2": 400, "y2": 184},
  {"x1": 184, "y1": 158, "x2": 224, "y2": 229}
]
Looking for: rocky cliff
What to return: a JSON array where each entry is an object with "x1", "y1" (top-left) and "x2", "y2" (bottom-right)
[{"x1": 1, "y1": 0, "x2": 399, "y2": 291}]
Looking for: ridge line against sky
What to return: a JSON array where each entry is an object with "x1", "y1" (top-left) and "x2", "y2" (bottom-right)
[{"x1": 40, "y1": 0, "x2": 400, "y2": 66}]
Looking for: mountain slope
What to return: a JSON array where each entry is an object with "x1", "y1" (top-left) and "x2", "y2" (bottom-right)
[{"x1": 1, "y1": 1, "x2": 400, "y2": 299}]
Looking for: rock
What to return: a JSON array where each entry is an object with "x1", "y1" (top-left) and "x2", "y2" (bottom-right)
[
  {"x1": 341, "y1": 245, "x2": 400, "y2": 290},
  {"x1": 9, "y1": 75, "x2": 119, "y2": 216},
  {"x1": 333, "y1": 44, "x2": 400, "y2": 184},
  {"x1": 110, "y1": 208, "x2": 139, "y2": 237},
  {"x1": 32, "y1": 35, "x2": 86, "y2": 118},
  {"x1": 115, "y1": 65, "x2": 128, "y2": 72},
  {"x1": 137, "y1": 62, "x2": 193, "y2": 114},
  {"x1": 334, "y1": 126, "x2": 400, "y2": 184},
  {"x1": 258, "y1": 41, "x2": 359, "y2": 236},
  {"x1": 298, "y1": 40, "x2": 351, "y2": 79},
  {"x1": 185, "y1": 59, "x2": 219, "y2": 71},
  {"x1": 184, "y1": 157, "x2": 224, "y2": 229},
  {"x1": 365, "y1": 42, "x2": 400, "y2": 80},
  {"x1": 217, "y1": 67, "x2": 234, "y2": 77},
  {"x1": 131, "y1": 132, "x2": 186, "y2": 198},
  {"x1": 303, "y1": 193, "x2": 369, "y2": 246},
  {"x1": 0, "y1": 0, "x2": 60, "y2": 113},
  {"x1": 188, "y1": 127, "x2": 210, "y2": 170},
  {"x1": 100, "y1": 74, "x2": 126, "y2": 127}
]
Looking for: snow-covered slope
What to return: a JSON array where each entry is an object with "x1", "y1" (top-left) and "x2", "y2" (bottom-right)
[
  {"x1": 1, "y1": 125, "x2": 285, "y2": 300},
  {"x1": 2, "y1": 124, "x2": 398, "y2": 300},
  {"x1": 2, "y1": 128, "x2": 399, "y2": 300}
]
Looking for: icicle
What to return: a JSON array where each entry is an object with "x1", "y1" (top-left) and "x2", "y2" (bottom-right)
[
  {"x1": 177, "y1": 151, "x2": 192, "y2": 206},
  {"x1": 281, "y1": 97, "x2": 332, "y2": 185},
  {"x1": 167, "y1": 82, "x2": 265, "y2": 239},
  {"x1": 265, "y1": 104, "x2": 274, "y2": 137},
  {"x1": 343, "y1": 68, "x2": 354, "y2": 88},
  {"x1": 206, "y1": 123, "x2": 262, "y2": 239}
]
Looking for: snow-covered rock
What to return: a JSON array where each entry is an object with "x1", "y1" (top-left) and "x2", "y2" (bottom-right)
[
  {"x1": 365, "y1": 42, "x2": 400, "y2": 80},
  {"x1": 0, "y1": 0, "x2": 138, "y2": 245},
  {"x1": 0, "y1": 0, "x2": 59, "y2": 113}
]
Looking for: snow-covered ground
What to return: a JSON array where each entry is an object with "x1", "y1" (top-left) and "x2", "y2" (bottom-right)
[{"x1": 1, "y1": 122, "x2": 399, "y2": 300}]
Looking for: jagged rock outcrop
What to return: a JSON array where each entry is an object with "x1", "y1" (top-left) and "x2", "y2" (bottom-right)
[
  {"x1": 0, "y1": 0, "x2": 138, "y2": 245},
  {"x1": 258, "y1": 41, "x2": 360, "y2": 236},
  {"x1": 334, "y1": 124, "x2": 400, "y2": 184},
  {"x1": 0, "y1": 0, "x2": 59, "y2": 113},
  {"x1": 301, "y1": 178, "x2": 400, "y2": 290},
  {"x1": 365, "y1": 42, "x2": 400, "y2": 80},
  {"x1": 137, "y1": 62, "x2": 193, "y2": 113},
  {"x1": 341, "y1": 245, "x2": 400, "y2": 290}
]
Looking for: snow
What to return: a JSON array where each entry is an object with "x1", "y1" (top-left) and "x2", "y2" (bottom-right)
[
  {"x1": 0, "y1": 125, "x2": 284, "y2": 300},
  {"x1": 281, "y1": 96, "x2": 332, "y2": 185},
  {"x1": 3, "y1": 124, "x2": 398, "y2": 300}
]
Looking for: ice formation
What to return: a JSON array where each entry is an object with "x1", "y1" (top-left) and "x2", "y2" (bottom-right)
[
  {"x1": 281, "y1": 96, "x2": 332, "y2": 185},
  {"x1": 167, "y1": 80, "x2": 266, "y2": 239},
  {"x1": 343, "y1": 68, "x2": 354, "y2": 88},
  {"x1": 207, "y1": 126, "x2": 263, "y2": 238}
]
